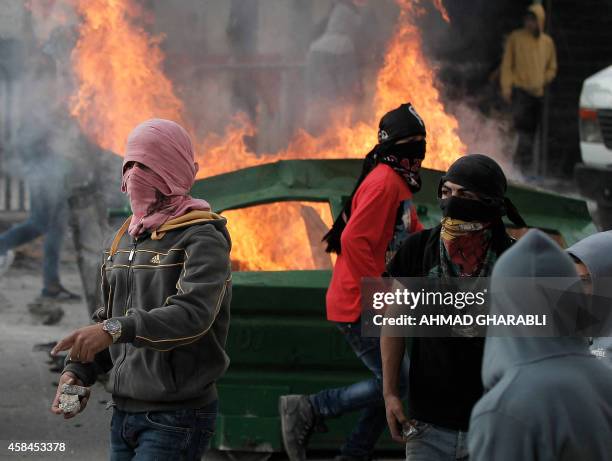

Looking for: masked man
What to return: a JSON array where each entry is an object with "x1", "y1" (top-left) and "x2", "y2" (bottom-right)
[
  {"x1": 50, "y1": 119, "x2": 231, "y2": 461},
  {"x1": 280, "y1": 103, "x2": 426, "y2": 461},
  {"x1": 567, "y1": 231, "x2": 612, "y2": 366},
  {"x1": 469, "y1": 230, "x2": 612, "y2": 460},
  {"x1": 382, "y1": 154, "x2": 526, "y2": 460}
]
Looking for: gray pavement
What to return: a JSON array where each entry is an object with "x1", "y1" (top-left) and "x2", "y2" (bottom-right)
[{"x1": 0, "y1": 266, "x2": 110, "y2": 460}]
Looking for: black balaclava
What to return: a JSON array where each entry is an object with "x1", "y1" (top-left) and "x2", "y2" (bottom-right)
[
  {"x1": 323, "y1": 103, "x2": 426, "y2": 254},
  {"x1": 438, "y1": 154, "x2": 526, "y2": 227}
]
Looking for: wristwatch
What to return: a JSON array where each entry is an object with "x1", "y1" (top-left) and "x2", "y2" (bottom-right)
[{"x1": 102, "y1": 318, "x2": 122, "y2": 343}]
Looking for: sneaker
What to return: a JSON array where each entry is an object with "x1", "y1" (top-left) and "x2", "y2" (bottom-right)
[
  {"x1": 0, "y1": 250, "x2": 15, "y2": 277},
  {"x1": 279, "y1": 395, "x2": 317, "y2": 461},
  {"x1": 40, "y1": 286, "x2": 82, "y2": 303}
]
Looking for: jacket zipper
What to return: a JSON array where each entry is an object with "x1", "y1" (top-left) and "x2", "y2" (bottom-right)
[{"x1": 113, "y1": 238, "x2": 138, "y2": 395}]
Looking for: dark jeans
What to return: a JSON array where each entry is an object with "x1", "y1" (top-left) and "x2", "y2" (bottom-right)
[
  {"x1": 511, "y1": 88, "x2": 543, "y2": 175},
  {"x1": 0, "y1": 174, "x2": 67, "y2": 289},
  {"x1": 110, "y1": 400, "x2": 218, "y2": 461},
  {"x1": 310, "y1": 321, "x2": 410, "y2": 459}
]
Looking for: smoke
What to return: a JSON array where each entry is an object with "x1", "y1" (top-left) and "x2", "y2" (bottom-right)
[
  {"x1": 149, "y1": 0, "x2": 397, "y2": 154},
  {"x1": 447, "y1": 100, "x2": 517, "y2": 176},
  {"x1": 5, "y1": 0, "x2": 525, "y2": 180},
  {"x1": 0, "y1": 1, "x2": 123, "y2": 209},
  {"x1": 0, "y1": 0, "x2": 537, "y2": 275},
  {"x1": 417, "y1": 0, "x2": 527, "y2": 180}
]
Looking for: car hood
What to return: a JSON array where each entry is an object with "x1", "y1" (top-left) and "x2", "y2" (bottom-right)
[{"x1": 580, "y1": 65, "x2": 612, "y2": 109}]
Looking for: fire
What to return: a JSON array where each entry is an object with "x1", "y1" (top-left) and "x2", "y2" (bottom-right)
[
  {"x1": 432, "y1": 0, "x2": 451, "y2": 23},
  {"x1": 224, "y1": 202, "x2": 334, "y2": 271},
  {"x1": 41, "y1": 0, "x2": 466, "y2": 270},
  {"x1": 69, "y1": 0, "x2": 184, "y2": 154},
  {"x1": 374, "y1": 0, "x2": 462, "y2": 171},
  {"x1": 200, "y1": 0, "x2": 463, "y2": 176}
]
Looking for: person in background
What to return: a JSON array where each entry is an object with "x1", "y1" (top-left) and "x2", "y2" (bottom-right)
[
  {"x1": 0, "y1": 129, "x2": 77, "y2": 302},
  {"x1": 469, "y1": 229, "x2": 612, "y2": 460},
  {"x1": 500, "y1": 4, "x2": 557, "y2": 176},
  {"x1": 0, "y1": 51, "x2": 80, "y2": 305},
  {"x1": 49, "y1": 119, "x2": 232, "y2": 461},
  {"x1": 382, "y1": 154, "x2": 526, "y2": 461},
  {"x1": 280, "y1": 103, "x2": 426, "y2": 461},
  {"x1": 566, "y1": 231, "x2": 612, "y2": 367}
]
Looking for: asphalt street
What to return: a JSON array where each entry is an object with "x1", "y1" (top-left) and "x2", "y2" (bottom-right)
[{"x1": 0, "y1": 267, "x2": 110, "y2": 460}]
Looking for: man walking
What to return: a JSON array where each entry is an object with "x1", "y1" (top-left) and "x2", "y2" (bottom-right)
[
  {"x1": 0, "y1": 53, "x2": 80, "y2": 304},
  {"x1": 280, "y1": 103, "x2": 427, "y2": 461},
  {"x1": 382, "y1": 154, "x2": 526, "y2": 460},
  {"x1": 50, "y1": 120, "x2": 231, "y2": 460}
]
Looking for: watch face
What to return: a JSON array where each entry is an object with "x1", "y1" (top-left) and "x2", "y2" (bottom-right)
[{"x1": 105, "y1": 319, "x2": 121, "y2": 334}]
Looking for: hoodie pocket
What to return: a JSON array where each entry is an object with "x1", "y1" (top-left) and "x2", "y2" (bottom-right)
[{"x1": 115, "y1": 346, "x2": 178, "y2": 400}]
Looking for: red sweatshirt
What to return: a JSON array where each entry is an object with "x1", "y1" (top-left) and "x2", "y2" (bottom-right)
[{"x1": 326, "y1": 163, "x2": 423, "y2": 322}]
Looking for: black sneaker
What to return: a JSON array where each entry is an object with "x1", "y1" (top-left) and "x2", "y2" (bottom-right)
[
  {"x1": 279, "y1": 395, "x2": 318, "y2": 461},
  {"x1": 40, "y1": 286, "x2": 82, "y2": 303}
]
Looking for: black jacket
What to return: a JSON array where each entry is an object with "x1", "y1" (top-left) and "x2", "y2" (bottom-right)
[
  {"x1": 64, "y1": 211, "x2": 232, "y2": 412},
  {"x1": 386, "y1": 223, "x2": 513, "y2": 431}
]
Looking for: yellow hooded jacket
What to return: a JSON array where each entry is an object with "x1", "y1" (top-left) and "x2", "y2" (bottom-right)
[{"x1": 500, "y1": 4, "x2": 557, "y2": 99}]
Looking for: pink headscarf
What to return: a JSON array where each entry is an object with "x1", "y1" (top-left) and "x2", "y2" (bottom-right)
[{"x1": 122, "y1": 119, "x2": 211, "y2": 237}]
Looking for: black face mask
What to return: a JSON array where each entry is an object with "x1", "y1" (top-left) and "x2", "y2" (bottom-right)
[
  {"x1": 387, "y1": 139, "x2": 426, "y2": 160},
  {"x1": 439, "y1": 196, "x2": 504, "y2": 222}
]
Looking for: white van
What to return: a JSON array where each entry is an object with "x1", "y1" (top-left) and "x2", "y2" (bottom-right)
[{"x1": 576, "y1": 65, "x2": 612, "y2": 229}]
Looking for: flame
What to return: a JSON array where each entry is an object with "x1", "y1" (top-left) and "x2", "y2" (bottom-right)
[
  {"x1": 69, "y1": 0, "x2": 184, "y2": 154},
  {"x1": 432, "y1": 0, "x2": 451, "y2": 23},
  {"x1": 55, "y1": 0, "x2": 465, "y2": 270},
  {"x1": 224, "y1": 202, "x2": 333, "y2": 271},
  {"x1": 200, "y1": 0, "x2": 463, "y2": 177},
  {"x1": 374, "y1": 0, "x2": 462, "y2": 171}
]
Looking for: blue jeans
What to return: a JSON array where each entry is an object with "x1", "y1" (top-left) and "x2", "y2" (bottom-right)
[
  {"x1": 0, "y1": 173, "x2": 67, "y2": 290},
  {"x1": 310, "y1": 321, "x2": 410, "y2": 459},
  {"x1": 405, "y1": 422, "x2": 469, "y2": 461},
  {"x1": 110, "y1": 400, "x2": 218, "y2": 461}
]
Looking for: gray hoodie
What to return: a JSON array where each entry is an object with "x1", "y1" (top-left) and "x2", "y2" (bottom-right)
[
  {"x1": 469, "y1": 230, "x2": 612, "y2": 461},
  {"x1": 567, "y1": 231, "x2": 612, "y2": 366}
]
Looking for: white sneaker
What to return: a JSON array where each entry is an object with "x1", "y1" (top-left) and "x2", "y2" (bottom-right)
[{"x1": 0, "y1": 250, "x2": 15, "y2": 277}]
